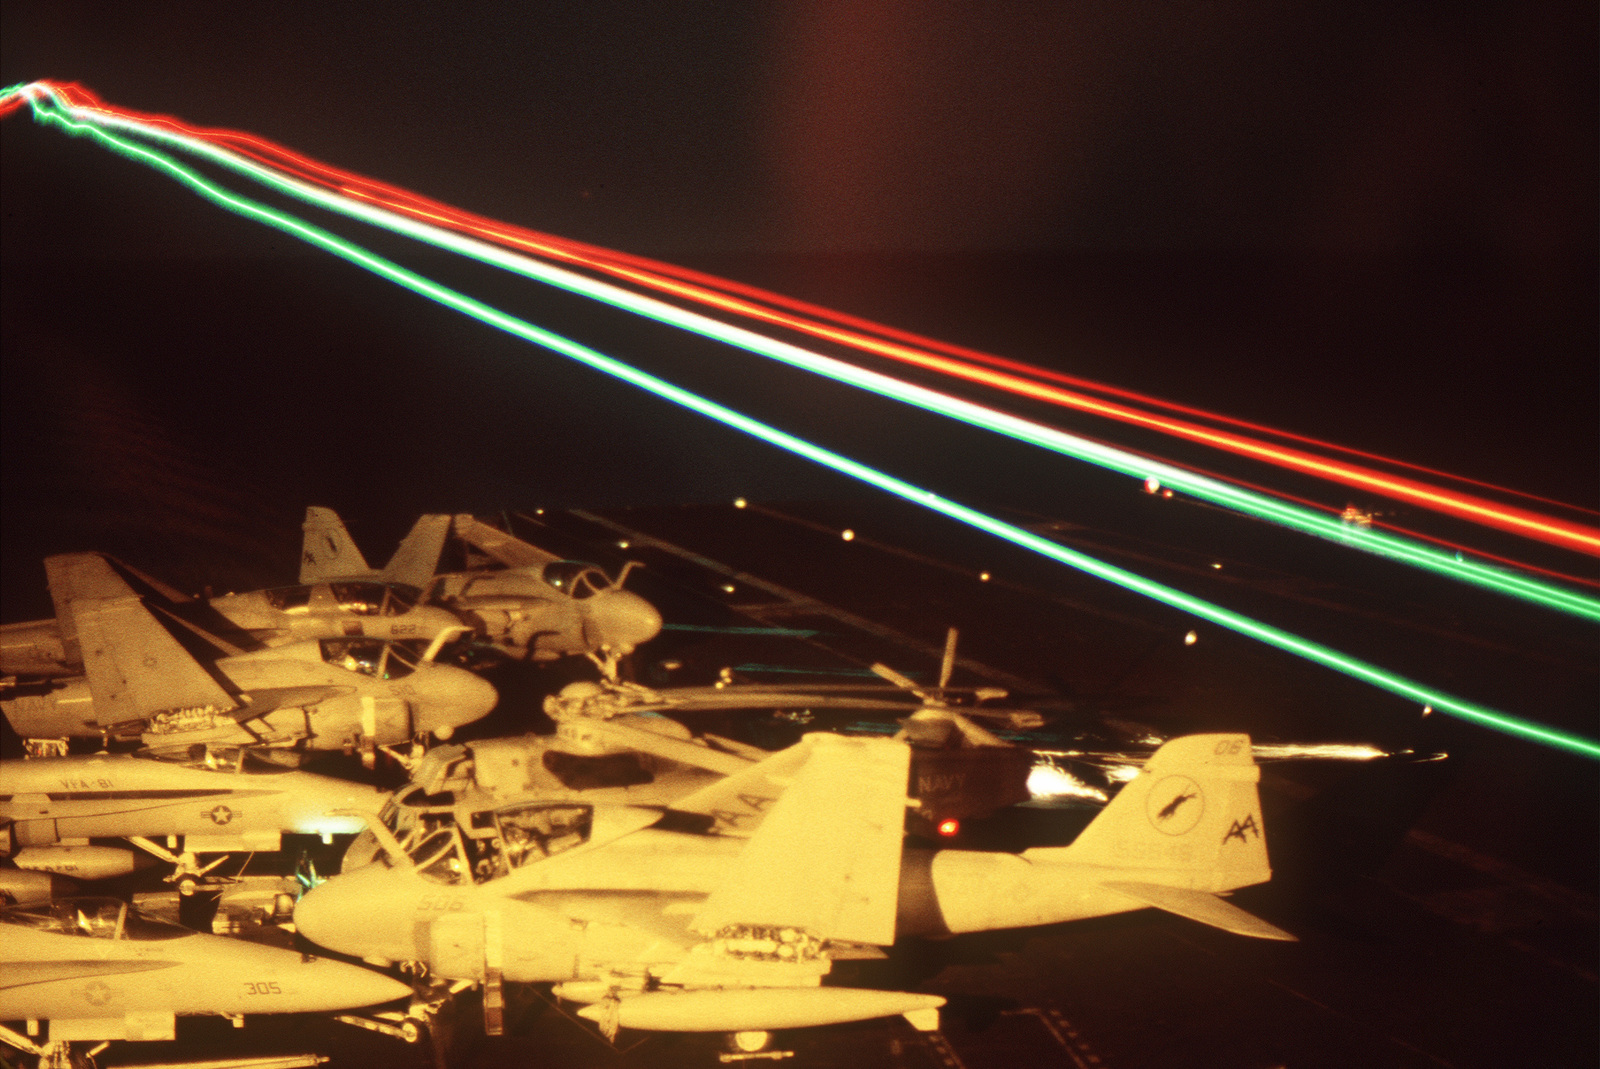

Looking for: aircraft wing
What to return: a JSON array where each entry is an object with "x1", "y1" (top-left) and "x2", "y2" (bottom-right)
[
  {"x1": 46, "y1": 554, "x2": 239, "y2": 725},
  {"x1": 453, "y1": 514, "x2": 562, "y2": 570},
  {"x1": 688, "y1": 734, "x2": 910, "y2": 947}
]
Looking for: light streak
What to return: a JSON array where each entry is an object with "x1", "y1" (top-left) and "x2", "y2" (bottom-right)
[
  {"x1": 1027, "y1": 760, "x2": 1110, "y2": 805},
  {"x1": 12, "y1": 85, "x2": 1592, "y2": 622},
  {"x1": 6, "y1": 96, "x2": 1595, "y2": 761},
  {"x1": 13, "y1": 82, "x2": 1594, "y2": 544}
]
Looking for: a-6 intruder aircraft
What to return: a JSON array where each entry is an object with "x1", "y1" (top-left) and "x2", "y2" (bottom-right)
[
  {"x1": 295, "y1": 731, "x2": 1292, "y2": 1052},
  {"x1": 300, "y1": 508, "x2": 662, "y2": 678},
  {"x1": 0, "y1": 895, "x2": 410, "y2": 1067},
  {"x1": 0, "y1": 535, "x2": 467, "y2": 680},
  {"x1": 1, "y1": 748, "x2": 389, "y2": 893},
  {"x1": 1, "y1": 553, "x2": 496, "y2": 761}
]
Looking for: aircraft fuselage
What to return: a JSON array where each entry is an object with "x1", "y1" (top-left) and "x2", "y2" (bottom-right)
[
  {"x1": 0, "y1": 641, "x2": 496, "y2": 749},
  {"x1": 0, "y1": 752, "x2": 387, "y2": 849}
]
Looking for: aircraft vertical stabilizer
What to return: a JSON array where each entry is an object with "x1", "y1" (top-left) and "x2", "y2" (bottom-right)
[
  {"x1": 380, "y1": 514, "x2": 451, "y2": 589},
  {"x1": 300, "y1": 507, "x2": 375, "y2": 584},
  {"x1": 690, "y1": 734, "x2": 910, "y2": 947},
  {"x1": 1030, "y1": 733, "x2": 1272, "y2": 892}
]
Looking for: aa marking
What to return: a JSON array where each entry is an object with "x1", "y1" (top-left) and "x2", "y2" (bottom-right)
[{"x1": 1222, "y1": 814, "x2": 1260, "y2": 845}]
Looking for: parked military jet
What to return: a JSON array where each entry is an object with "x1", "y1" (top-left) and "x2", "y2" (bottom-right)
[
  {"x1": 1, "y1": 749, "x2": 388, "y2": 892},
  {"x1": 299, "y1": 509, "x2": 662, "y2": 677},
  {"x1": 295, "y1": 732, "x2": 1291, "y2": 1052},
  {"x1": 0, "y1": 895, "x2": 410, "y2": 1065},
  {"x1": 1, "y1": 553, "x2": 496, "y2": 761},
  {"x1": 1, "y1": 539, "x2": 467, "y2": 680}
]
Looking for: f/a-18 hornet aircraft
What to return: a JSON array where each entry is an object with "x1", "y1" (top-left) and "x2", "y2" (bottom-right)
[
  {"x1": 0, "y1": 895, "x2": 410, "y2": 1068},
  {"x1": 1, "y1": 553, "x2": 496, "y2": 760},
  {"x1": 296, "y1": 731, "x2": 1292, "y2": 1053},
  {"x1": 299, "y1": 508, "x2": 662, "y2": 677},
  {"x1": 0, "y1": 747, "x2": 390, "y2": 893}
]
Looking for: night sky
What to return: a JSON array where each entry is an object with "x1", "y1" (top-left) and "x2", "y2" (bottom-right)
[
  {"x1": 4, "y1": 3, "x2": 1594, "y2": 256},
  {"x1": 2, "y1": 2, "x2": 1595, "y2": 609}
]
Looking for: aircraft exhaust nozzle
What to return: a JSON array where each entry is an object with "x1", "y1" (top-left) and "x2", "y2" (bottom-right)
[
  {"x1": 584, "y1": 589, "x2": 662, "y2": 654},
  {"x1": 574, "y1": 987, "x2": 945, "y2": 1033}
]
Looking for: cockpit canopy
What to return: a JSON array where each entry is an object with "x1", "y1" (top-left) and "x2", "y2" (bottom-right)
[
  {"x1": 407, "y1": 803, "x2": 595, "y2": 885},
  {"x1": 320, "y1": 638, "x2": 420, "y2": 679},
  {"x1": 146, "y1": 745, "x2": 297, "y2": 774},
  {"x1": 2, "y1": 897, "x2": 190, "y2": 941},
  {"x1": 265, "y1": 582, "x2": 419, "y2": 616},
  {"x1": 539, "y1": 562, "x2": 612, "y2": 599}
]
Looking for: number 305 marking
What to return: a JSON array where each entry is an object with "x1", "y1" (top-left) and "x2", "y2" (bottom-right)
[{"x1": 244, "y1": 981, "x2": 283, "y2": 995}]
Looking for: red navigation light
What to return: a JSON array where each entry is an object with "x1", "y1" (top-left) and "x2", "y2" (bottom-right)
[{"x1": 937, "y1": 818, "x2": 960, "y2": 837}]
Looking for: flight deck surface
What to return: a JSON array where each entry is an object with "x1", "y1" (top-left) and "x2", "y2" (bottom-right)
[{"x1": 14, "y1": 497, "x2": 1585, "y2": 1069}]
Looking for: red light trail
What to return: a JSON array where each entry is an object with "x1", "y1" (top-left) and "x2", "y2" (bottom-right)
[{"x1": 22, "y1": 82, "x2": 1600, "y2": 559}]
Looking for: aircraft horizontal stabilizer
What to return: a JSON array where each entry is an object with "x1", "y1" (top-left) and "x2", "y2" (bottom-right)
[{"x1": 1101, "y1": 880, "x2": 1296, "y2": 941}]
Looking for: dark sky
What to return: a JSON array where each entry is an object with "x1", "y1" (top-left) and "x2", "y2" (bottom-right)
[
  {"x1": 3, "y1": 1, "x2": 1594, "y2": 257},
  {"x1": 1, "y1": 1, "x2": 1595, "y2": 608}
]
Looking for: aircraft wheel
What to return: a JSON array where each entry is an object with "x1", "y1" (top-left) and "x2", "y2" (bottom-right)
[
  {"x1": 176, "y1": 875, "x2": 199, "y2": 897},
  {"x1": 728, "y1": 1030, "x2": 772, "y2": 1053},
  {"x1": 400, "y1": 1019, "x2": 422, "y2": 1044}
]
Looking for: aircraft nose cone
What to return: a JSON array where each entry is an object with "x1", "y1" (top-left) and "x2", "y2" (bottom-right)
[
  {"x1": 307, "y1": 957, "x2": 413, "y2": 1009},
  {"x1": 586, "y1": 589, "x2": 662, "y2": 653},
  {"x1": 297, "y1": 866, "x2": 425, "y2": 966},
  {"x1": 295, "y1": 873, "x2": 373, "y2": 957},
  {"x1": 411, "y1": 665, "x2": 498, "y2": 738}
]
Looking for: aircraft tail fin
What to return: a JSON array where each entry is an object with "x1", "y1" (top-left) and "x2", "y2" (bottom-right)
[
  {"x1": 1027, "y1": 733, "x2": 1271, "y2": 893},
  {"x1": 300, "y1": 507, "x2": 375, "y2": 584},
  {"x1": 381, "y1": 514, "x2": 451, "y2": 589}
]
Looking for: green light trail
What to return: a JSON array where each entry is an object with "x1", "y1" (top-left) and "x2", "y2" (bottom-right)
[
  {"x1": 27, "y1": 86, "x2": 1596, "y2": 623},
  {"x1": 13, "y1": 87, "x2": 1598, "y2": 759}
]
